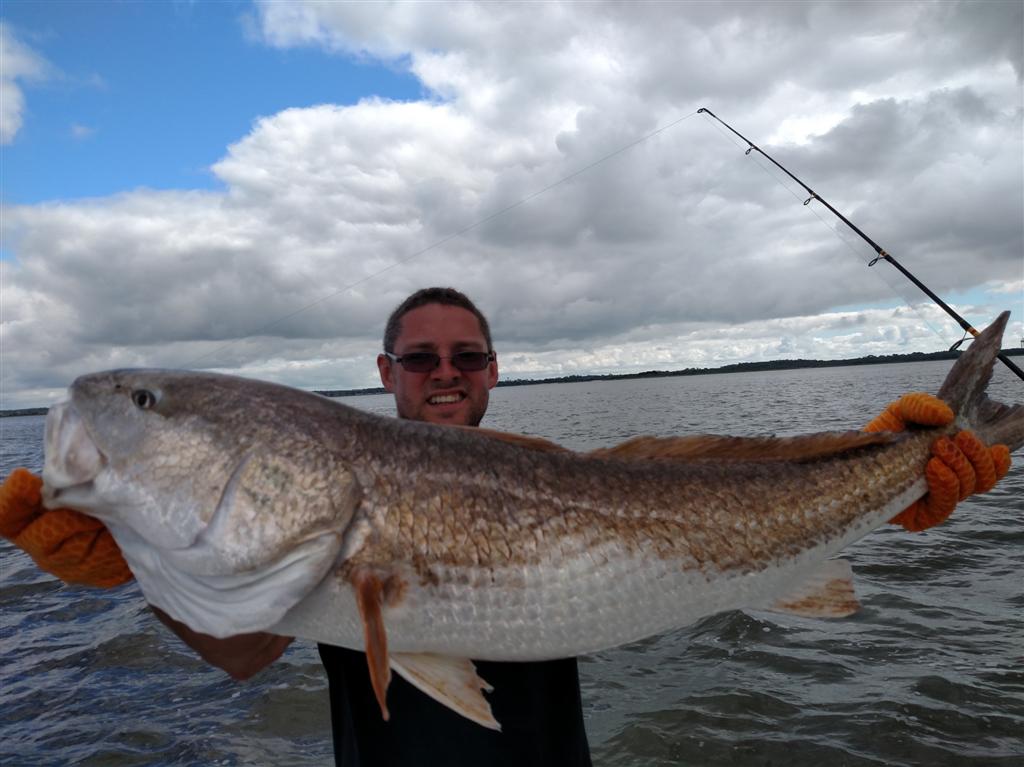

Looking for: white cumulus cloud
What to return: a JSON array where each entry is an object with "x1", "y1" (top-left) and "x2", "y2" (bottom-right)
[
  {"x1": 2, "y1": 1, "x2": 1022, "y2": 409},
  {"x1": 0, "y1": 22, "x2": 51, "y2": 144}
]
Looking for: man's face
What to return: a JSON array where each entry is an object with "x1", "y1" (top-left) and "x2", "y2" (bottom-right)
[{"x1": 377, "y1": 303, "x2": 498, "y2": 426}]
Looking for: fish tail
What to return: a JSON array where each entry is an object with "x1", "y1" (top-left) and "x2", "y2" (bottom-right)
[{"x1": 936, "y1": 311, "x2": 1024, "y2": 453}]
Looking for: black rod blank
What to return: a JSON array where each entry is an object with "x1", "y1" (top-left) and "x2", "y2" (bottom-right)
[{"x1": 697, "y1": 107, "x2": 1023, "y2": 382}]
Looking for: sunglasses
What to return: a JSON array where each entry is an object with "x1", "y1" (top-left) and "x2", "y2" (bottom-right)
[{"x1": 384, "y1": 350, "x2": 495, "y2": 373}]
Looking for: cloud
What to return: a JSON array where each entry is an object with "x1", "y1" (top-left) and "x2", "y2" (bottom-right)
[
  {"x1": 2, "y1": 1, "x2": 1022, "y2": 408},
  {"x1": 988, "y1": 279, "x2": 1024, "y2": 296},
  {"x1": 70, "y1": 123, "x2": 95, "y2": 140},
  {"x1": 0, "y1": 22, "x2": 52, "y2": 144}
]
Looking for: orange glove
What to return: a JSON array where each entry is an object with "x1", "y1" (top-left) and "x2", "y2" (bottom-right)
[
  {"x1": 0, "y1": 468, "x2": 133, "y2": 587},
  {"x1": 865, "y1": 393, "x2": 1012, "y2": 532}
]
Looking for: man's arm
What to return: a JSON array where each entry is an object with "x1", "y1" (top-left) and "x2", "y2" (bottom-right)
[{"x1": 151, "y1": 606, "x2": 294, "y2": 680}]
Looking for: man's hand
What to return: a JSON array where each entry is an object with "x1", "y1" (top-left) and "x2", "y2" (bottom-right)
[
  {"x1": 0, "y1": 468, "x2": 132, "y2": 587},
  {"x1": 865, "y1": 393, "x2": 1012, "y2": 531},
  {"x1": 1, "y1": 467, "x2": 292, "y2": 679},
  {"x1": 151, "y1": 606, "x2": 294, "y2": 680}
]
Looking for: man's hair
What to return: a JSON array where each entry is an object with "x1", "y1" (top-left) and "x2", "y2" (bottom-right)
[{"x1": 383, "y1": 287, "x2": 494, "y2": 353}]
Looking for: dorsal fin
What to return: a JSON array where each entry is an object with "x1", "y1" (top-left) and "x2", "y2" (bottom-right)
[
  {"x1": 589, "y1": 431, "x2": 896, "y2": 463},
  {"x1": 463, "y1": 425, "x2": 895, "y2": 462},
  {"x1": 458, "y1": 426, "x2": 571, "y2": 454}
]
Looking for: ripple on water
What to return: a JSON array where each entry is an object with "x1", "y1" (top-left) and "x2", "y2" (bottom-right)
[{"x1": 4, "y1": 364, "x2": 1024, "y2": 765}]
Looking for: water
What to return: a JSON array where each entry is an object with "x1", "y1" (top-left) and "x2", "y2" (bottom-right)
[{"x1": 2, "y1": 361, "x2": 1022, "y2": 765}]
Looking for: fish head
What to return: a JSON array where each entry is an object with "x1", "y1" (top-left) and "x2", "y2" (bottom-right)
[
  {"x1": 42, "y1": 369, "x2": 361, "y2": 637},
  {"x1": 44, "y1": 369, "x2": 236, "y2": 549}
]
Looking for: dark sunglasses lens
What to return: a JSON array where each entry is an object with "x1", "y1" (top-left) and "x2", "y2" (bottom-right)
[
  {"x1": 400, "y1": 353, "x2": 440, "y2": 372},
  {"x1": 452, "y1": 352, "x2": 491, "y2": 371}
]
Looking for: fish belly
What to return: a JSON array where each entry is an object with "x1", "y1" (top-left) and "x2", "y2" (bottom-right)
[{"x1": 273, "y1": 478, "x2": 922, "y2": 659}]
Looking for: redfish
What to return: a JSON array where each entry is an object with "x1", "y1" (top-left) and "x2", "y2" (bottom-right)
[{"x1": 42, "y1": 311, "x2": 1023, "y2": 729}]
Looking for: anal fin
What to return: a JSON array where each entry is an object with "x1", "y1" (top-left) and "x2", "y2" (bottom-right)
[
  {"x1": 390, "y1": 652, "x2": 501, "y2": 731},
  {"x1": 768, "y1": 559, "x2": 860, "y2": 618}
]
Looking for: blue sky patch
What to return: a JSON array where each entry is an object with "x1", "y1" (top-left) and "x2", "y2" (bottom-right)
[{"x1": 3, "y1": 1, "x2": 421, "y2": 203}]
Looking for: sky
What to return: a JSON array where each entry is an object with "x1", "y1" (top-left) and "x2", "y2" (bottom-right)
[{"x1": 1, "y1": 0, "x2": 1022, "y2": 410}]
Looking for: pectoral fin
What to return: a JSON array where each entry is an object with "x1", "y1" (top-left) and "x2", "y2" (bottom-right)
[
  {"x1": 390, "y1": 652, "x2": 501, "y2": 731},
  {"x1": 768, "y1": 559, "x2": 860, "y2": 618},
  {"x1": 353, "y1": 571, "x2": 392, "y2": 721}
]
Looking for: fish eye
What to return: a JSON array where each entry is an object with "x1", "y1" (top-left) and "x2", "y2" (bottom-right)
[{"x1": 131, "y1": 389, "x2": 158, "y2": 409}]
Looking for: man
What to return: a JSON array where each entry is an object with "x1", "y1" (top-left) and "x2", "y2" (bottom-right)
[
  {"x1": 155, "y1": 287, "x2": 593, "y2": 766},
  {"x1": 318, "y1": 287, "x2": 592, "y2": 766}
]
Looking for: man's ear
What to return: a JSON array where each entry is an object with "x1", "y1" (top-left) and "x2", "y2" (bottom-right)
[
  {"x1": 487, "y1": 353, "x2": 498, "y2": 390},
  {"x1": 377, "y1": 354, "x2": 395, "y2": 392}
]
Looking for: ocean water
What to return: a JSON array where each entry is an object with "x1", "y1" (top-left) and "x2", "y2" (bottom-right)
[{"x1": 2, "y1": 360, "x2": 1022, "y2": 766}]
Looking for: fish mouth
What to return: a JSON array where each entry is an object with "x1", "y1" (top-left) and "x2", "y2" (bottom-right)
[{"x1": 41, "y1": 399, "x2": 106, "y2": 508}]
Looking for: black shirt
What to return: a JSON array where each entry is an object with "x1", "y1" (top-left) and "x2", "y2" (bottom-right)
[{"x1": 318, "y1": 644, "x2": 592, "y2": 767}]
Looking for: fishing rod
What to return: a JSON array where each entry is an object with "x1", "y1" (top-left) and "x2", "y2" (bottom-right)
[{"x1": 698, "y1": 107, "x2": 1024, "y2": 383}]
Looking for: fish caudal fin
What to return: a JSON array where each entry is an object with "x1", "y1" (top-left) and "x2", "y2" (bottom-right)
[
  {"x1": 768, "y1": 559, "x2": 860, "y2": 618},
  {"x1": 938, "y1": 311, "x2": 1024, "y2": 452},
  {"x1": 390, "y1": 653, "x2": 501, "y2": 731}
]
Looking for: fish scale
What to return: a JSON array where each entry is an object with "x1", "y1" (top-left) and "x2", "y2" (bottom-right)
[{"x1": 304, "y1": 428, "x2": 931, "y2": 660}]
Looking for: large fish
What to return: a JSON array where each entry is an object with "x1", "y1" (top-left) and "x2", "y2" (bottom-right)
[{"x1": 42, "y1": 312, "x2": 1023, "y2": 729}]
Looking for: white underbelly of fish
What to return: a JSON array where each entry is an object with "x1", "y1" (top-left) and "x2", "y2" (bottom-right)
[
  {"x1": 274, "y1": 550, "x2": 769, "y2": 658},
  {"x1": 272, "y1": 482, "x2": 920, "y2": 659}
]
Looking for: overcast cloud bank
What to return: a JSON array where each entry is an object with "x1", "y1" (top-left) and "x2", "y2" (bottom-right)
[{"x1": 2, "y1": 1, "x2": 1022, "y2": 409}]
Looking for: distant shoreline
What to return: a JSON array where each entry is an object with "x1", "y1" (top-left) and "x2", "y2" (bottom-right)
[{"x1": 5, "y1": 347, "x2": 1021, "y2": 417}]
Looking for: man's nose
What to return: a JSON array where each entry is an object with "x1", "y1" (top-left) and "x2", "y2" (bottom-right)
[{"x1": 432, "y1": 356, "x2": 461, "y2": 379}]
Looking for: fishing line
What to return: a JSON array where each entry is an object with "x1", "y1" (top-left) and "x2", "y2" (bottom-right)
[
  {"x1": 186, "y1": 111, "x2": 701, "y2": 369},
  {"x1": 698, "y1": 107, "x2": 1024, "y2": 382},
  {"x1": 699, "y1": 113, "x2": 956, "y2": 347}
]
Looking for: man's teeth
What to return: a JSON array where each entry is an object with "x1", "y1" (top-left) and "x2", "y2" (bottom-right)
[{"x1": 429, "y1": 393, "x2": 463, "y2": 405}]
